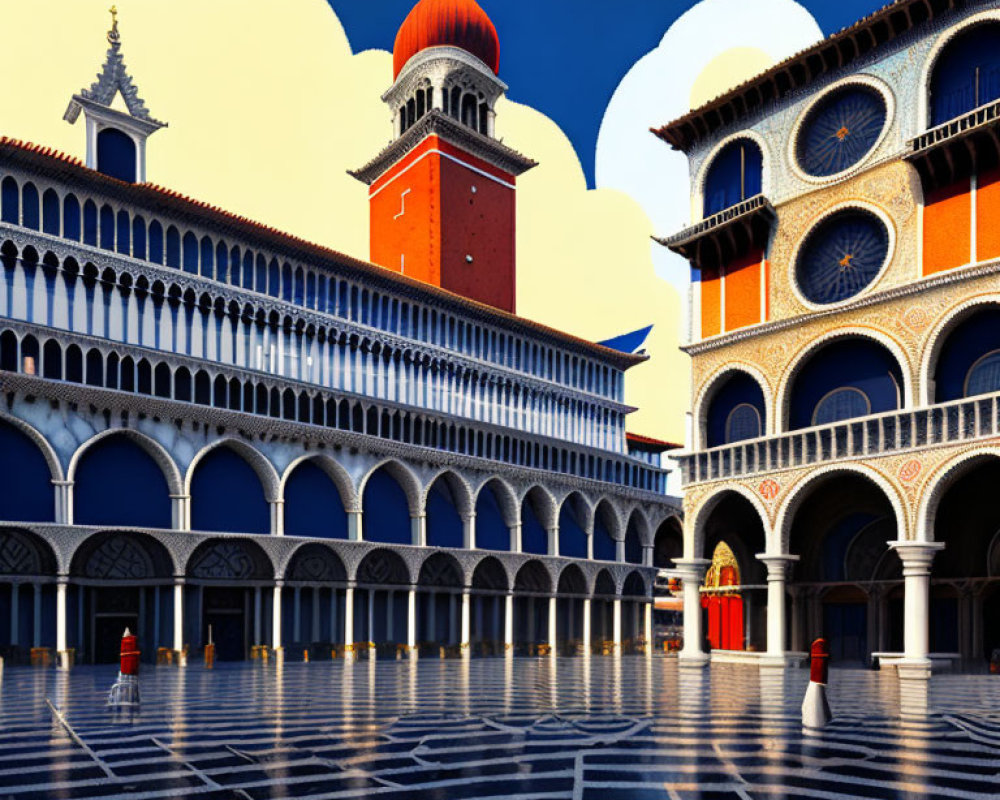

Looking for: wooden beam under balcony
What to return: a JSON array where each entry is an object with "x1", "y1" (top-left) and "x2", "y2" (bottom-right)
[
  {"x1": 906, "y1": 99, "x2": 1000, "y2": 192},
  {"x1": 654, "y1": 195, "x2": 775, "y2": 273}
]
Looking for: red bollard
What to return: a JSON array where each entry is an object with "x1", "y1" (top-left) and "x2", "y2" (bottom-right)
[
  {"x1": 107, "y1": 628, "x2": 141, "y2": 709},
  {"x1": 809, "y1": 638, "x2": 829, "y2": 684},
  {"x1": 120, "y1": 629, "x2": 140, "y2": 676},
  {"x1": 802, "y1": 637, "x2": 831, "y2": 731}
]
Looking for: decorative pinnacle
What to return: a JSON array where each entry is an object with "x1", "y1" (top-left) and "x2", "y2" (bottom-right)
[{"x1": 108, "y1": 5, "x2": 120, "y2": 45}]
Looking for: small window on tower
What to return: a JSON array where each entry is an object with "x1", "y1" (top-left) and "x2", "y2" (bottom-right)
[{"x1": 96, "y1": 128, "x2": 137, "y2": 182}]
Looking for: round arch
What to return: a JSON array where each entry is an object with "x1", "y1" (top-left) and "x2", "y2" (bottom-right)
[
  {"x1": 358, "y1": 459, "x2": 422, "y2": 516},
  {"x1": 417, "y1": 551, "x2": 464, "y2": 588},
  {"x1": 513, "y1": 559, "x2": 552, "y2": 594},
  {"x1": 68, "y1": 428, "x2": 181, "y2": 495},
  {"x1": 70, "y1": 530, "x2": 174, "y2": 580},
  {"x1": 556, "y1": 563, "x2": 587, "y2": 595},
  {"x1": 184, "y1": 439, "x2": 279, "y2": 500},
  {"x1": 774, "y1": 463, "x2": 908, "y2": 554},
  {"x1": 695, "y1": 364, "x2": 772, "y2": 449},
  {"x1": 278, "y1": 454, "x2": 355, "y2": 510},
  {"x1": 557, "y1": 491, "x2": 592, "y2": 559},
  {"x1": 471, "y1": 555, "x2": 509, "y2": 592},
  {"x1": 775, "y1": 327, "x2": 912, "y2": 432},
  {"x1": 354, "y1": 547, "x2": 412, "y2": 586},
  {"x1": 918, "y1": 295, "x2": 1000, "y2": 405},
  {"x1": 653, "y1": 515, "x2": 683, "y2": 569},
  {"x1": 0, "y1": 527, "x2": 57, "y2": 577},
  {"x1": 520, "y1": 485, "x2": 557, "y2": 555},
  {"x1": 283, "y1": 542, "x2": 347, "y2": 583},
  {"x1": 473, "y1": 477, "x2": 518, "y2": 551},
  {"x1": 694, "y1": 129, "x2": 772, "y2": 221},
  {"x1": 688, "y1": 485, "x2": 770, "y2": 560},
  {"x1": 424, "y1": 470, "x2": 473, "y2": 549},
  {"x1": 0, "y1": 411, "x2": 62, "y2": 483},
  {"x1": 185, "y1": 537, "x2": 274, "y2": 582},
  {"x1": 916, "y1": 447, "x2": 1000, "y2": 543},
  {"x1": 917, "y1": 10, "x2": 1000, "y2": 129},
  {"x1": 592, "y1": 497, "x2": 622, "y2": 562}
]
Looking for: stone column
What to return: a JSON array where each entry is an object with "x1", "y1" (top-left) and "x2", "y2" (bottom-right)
[
  {"x1": 504, "y1": 593, "x2": 514, "y2": 651},
  {"x1": 271, "y1": 500, "x2": 284, "y2": 536},
  {"x1": 173, "y1": 577, "x2": 187, "y2": 665},
  {"x1": 386, "y1": 590, "x2": 395, "y2": 643},
  {"x1": 407, "y1": 587, "x2": 417, "y2": 652},
  {"x1": 52, "y1": 481, "x2": 73, "y2": 525},
  {"x1": 547, "y1": 527, "x2": 559, "y2": 557},
  {"x1": 757, "y1": 553, "x2": 799, "y2": 665},
  {"x1": 642, "y1": 545, "x2": 654, "y2": 568},
  {"x1": 347, "y1": 511, "x2": 363, "y2": 542},
  {"x1": 615, "y1": 539, "x2": 625, "y2": 563},
  {"x1": 547, "y1": 596, "x2": 557, "y2": 652},
  {"x1": 411, "y1": 514, "x2": 426, "y2": 547},
  {"x1": 56, "y1": 576, "x2": 70, "y2": 669},
  {"x1": 343, "y1": 586, "x2": 355, "y2": 657},
  {"x1": 461, "y1": 592, "x2": 471, "y2": 652},
  {"x1": 674, "y1": 558, "x2": 710, "y2": 667},
  {"x1": 582, "y1": 597, "x2": 592, "y2": 653},
  {"x1": 510, "y1": 523, "x2": 522, "y2": 553},
  {"x1": 463, "y1": 513, "x2": 475, "y2": 550},
  {"x1": 890, "y1": 541, "x2": 944, "y2": 678},
  {"x1": 9, "y1": 582, "x2": 18, "y2": 649},
  {"x1": 367, "y1": 588, "x2": 376, "y2": 644},
  {"x1": 643, "y1": 601, "x2": 652, "y2": 652},
  {"x1": 272, "y1": 581, "x2": 283, "y2": 654},
  {"x1": 170, "y1": 494, "x2": 191, "y2": 531},
  {"x1": 612, "y1": 597, "x2": 622, "y2": 652}
]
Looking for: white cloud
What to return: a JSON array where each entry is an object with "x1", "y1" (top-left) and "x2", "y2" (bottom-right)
[{"x1": 595, "y1": 0, "x2": 823, "y2": 307}]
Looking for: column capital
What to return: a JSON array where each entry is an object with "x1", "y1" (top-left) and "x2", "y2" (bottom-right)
[
  {"x1": 672, "y1": 558, "x2": 710, "y2": 580},
  {"x1": 756, "y1": 553, "x2": 799, "y2": 580},
  {"x1": 888, "y1": 540, "x2": 944, "y2": 574}
]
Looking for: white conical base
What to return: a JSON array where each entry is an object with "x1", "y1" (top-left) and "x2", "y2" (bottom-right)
[{"x1": 801, "y1": 681, "x2": 831, "y2": 731}]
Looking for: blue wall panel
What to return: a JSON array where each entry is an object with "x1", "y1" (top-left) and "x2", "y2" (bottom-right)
[
  {"x1": 190, "y1": 448, "x2": 269, "y2": 534},
  {"x1": 521, "y1": 498, "x2": 548, "y2": 555},
  {"x1": 426, "y1": 481, "x2": 463, "y2": 548},
  {"x1": 474, "y1": 485, "x2": 509, "y2": 551},
  {"x1": 707, "y1": 372, "x2": 766, "y2": 447},
  {"x1": 934, "y1": 310, "x2": 1000, "y2": 402},
  {"x1": 0, "y1": 422, "x2": 54, "y2": 522},
  {"x1": 362, "y1": 468, "x2": 411, "y2": 545},
  {"x1": 283, "y1": 461, "x2": 348, "y2": 539},
  {"x1": 74, "y1": 437, "x2": 171, "y2": 528},
  {"x1": 558, "y1": 506, "x2": 588, "y2": 558}
]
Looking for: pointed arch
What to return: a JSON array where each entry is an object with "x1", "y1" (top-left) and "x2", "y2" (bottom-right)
[
  {"x1": 520, "y1": 485, "x2": 556, "y2": 555},
  {"x1": 592, "y1": 498, "x2": 620, "y2": 562},
  {"x1": 474, "y1": 477, "x2": 516, "y2": 551},
  {"x1": 0, "y1": 414, "x2": 61, "y2": 523},
  {"x1": 558, "y1": 491, "x2": 591, "y2": 559},
  {"x1": 424, "y1": 470, "x2": 472, "y2": 549}
]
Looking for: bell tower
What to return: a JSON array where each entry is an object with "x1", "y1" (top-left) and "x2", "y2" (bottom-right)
[
  {"x1": 350, "y1": 0, "x2": 535, "y2": 314},
  {"x1": 64, "y1": 6, "x2": 165, "y2": 183}
]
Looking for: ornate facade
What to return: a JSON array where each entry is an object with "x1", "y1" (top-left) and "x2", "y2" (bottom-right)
[
  {"x1": 657, "y1": 0, "x2": 1000, "y2": 675},
  {"x1": 0, "y1": 1, "x2": 681, "y2": 667}
]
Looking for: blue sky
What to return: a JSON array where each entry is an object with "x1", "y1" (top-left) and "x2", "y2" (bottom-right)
[{"x1": 330, "y1": 0, "x2": 889, "y2": 187}]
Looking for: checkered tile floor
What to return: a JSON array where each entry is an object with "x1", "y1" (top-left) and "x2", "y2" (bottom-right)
[{"x1": 0, "y1": 657, "x2": 998, "y2": 799}]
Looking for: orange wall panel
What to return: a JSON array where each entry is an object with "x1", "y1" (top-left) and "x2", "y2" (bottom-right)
[
  {"x1": 723, "y1": 250, "x2": 763, "y2": 332},
  {"x1": 923, "y1": 180, "x2": 971, "y2": 275},
  {"x1": 700, "y1": 266, "x2": 721, "y2": 339},
  {"x1": 977, "y1": 168, "x2": 1000, "y2": 262}
]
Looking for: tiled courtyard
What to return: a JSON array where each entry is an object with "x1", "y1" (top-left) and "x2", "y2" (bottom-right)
[{"x1": 0, "y1": 656, "x2": 998, "y2": 799}]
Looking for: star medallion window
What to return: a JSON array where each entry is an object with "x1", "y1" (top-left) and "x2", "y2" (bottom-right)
[
  {"x1": 796, "y1": 210, "x2": 889, "y2": 304},
  {"x1": 796, "y1": 86, "x2": 887, "y2": 177}
]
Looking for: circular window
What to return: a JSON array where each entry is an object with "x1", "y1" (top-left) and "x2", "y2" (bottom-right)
[
  {"x1": 796, "y1": 86, "x2": 886, "y2": 177},
  {"x1": 796, "y1": 210, "x2": 889, "y2": 305}
]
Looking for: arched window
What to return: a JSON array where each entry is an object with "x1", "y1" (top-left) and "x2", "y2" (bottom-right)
[
  {"x1": 1, "y1": 177, "x2": 18, "y2": 223},
  {"x1": 812, "y1": 387, "x2": 871, "y2": 426},
  {"x1": 965, "y1": 349, "x2": 1000, "y2": 396},
  {"x1": 725, "y1": 403, "x2": 762, "y2": 442},
  {"x1": 21, "y1": 183, "x2": 39, "y2": 230},
  {"x1": 703, "y1": 138, "x2": 763, "y2": 216},
  {"x1": 96, "y1": 128, "x2": 137, "y2": 182},
  {"x1": 930, "y1": 23, "x2": 1000, "y2": 127}
]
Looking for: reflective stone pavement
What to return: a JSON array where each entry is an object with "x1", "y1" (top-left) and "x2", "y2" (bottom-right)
[{"x1": 0, "y1": 656, "x2": 998, "y2": 799}]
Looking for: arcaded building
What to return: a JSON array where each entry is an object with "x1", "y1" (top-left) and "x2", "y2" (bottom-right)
[
  {"x1": 657, "y1": 0, "x2": 1000, "y2": 674},
  {"x1": 0, "y1": 1, "x2": 681, "y2": 666}
]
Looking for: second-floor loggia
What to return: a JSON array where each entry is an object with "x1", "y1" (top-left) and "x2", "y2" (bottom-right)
[{"x1": 683, "y1": 306, "x2": 1000, "y2": 485}]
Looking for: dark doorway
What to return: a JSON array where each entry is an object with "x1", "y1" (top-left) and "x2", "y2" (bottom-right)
[
  {"x1": 92, "y1": 586, "x2": 139, "y2": 664},
  {"x1": 203, "y1": 587, "x2": 247, "y2": 662}
]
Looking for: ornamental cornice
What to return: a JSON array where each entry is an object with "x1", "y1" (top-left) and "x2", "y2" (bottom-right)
[
  {"x1": 0, "y1": 371, "x2": 676, "y2": 511},
  {"x1": 349, "y1": 109, "x2": 537, "y2": 185},
  {"x1": 1, "y1": 225, "x2": 630, "y2": 410},
  {"x1": 385, "y1": 46, "x2": 508, "y2": 105}
]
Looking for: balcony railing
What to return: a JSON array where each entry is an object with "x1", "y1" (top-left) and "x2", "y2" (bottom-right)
[
  {"x1": 906, "y1": 99, "x2": 1000, "y2": 191},
  {"x1": 678, "y1": 391, "x2": 1000, "y2": 486}
]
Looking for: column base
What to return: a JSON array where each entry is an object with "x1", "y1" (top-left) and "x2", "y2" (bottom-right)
[
  {"x1": 174, "y1": 649, "x2": 188, "y2": 667},
  {"x1": 271, "y1": 647, "x2": 284, "y2": 664},
  {"x1": 678, "y1": 650, "x2": 710, "y2": 668},
  {"x1": 758, "y1": 652, "x2": 807, "y2": 668},
  {"x1": 895, "y1": 658, "x2": 933, "y2": 681},
  {"x1": 57, "y1": 649, "x2": 75, "y2": 670}
]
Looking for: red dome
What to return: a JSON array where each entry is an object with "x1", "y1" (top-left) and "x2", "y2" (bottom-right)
[{"x1": 393, "y1": 0, "x2": 500, "y2": 79}]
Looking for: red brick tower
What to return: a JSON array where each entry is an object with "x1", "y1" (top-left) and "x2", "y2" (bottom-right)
[{"x1": 351, "y1": 0, "x2": 535, "y2": 313}]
